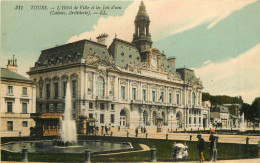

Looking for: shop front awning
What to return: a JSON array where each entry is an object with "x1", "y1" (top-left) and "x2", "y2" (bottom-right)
[{"x1": 31, "y1": 113, "x2": 62, "y2": 119}]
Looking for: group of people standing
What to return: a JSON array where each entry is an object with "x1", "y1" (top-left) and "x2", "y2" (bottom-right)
[
  {"x1": 197, "y1": 133, "x2": 217, "y2": 162},
  {"x1": 172, "y1": 133, "x2": 218, "y2": 162},
  {"x1": 135, "y1": 126, "x2": 147, "y2": 137}
]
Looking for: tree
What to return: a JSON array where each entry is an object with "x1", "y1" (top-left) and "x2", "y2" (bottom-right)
[
  {"x1": 250, "y1": 97, "x2": 260, "y2": 122},
  {"x1": 241, "y1": 103, "x2": 252, "y2": 120}
]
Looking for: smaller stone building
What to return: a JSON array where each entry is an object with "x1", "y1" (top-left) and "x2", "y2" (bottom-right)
[
  {"x1": 210, "y1": 105, "x2": 230, "y2": 128},
  {"x1": 202, "y1": 100, "x2": 211, "y2": 128},
  {"x1": 0, "y1": 57, "x2": 36, "y2": 137}
]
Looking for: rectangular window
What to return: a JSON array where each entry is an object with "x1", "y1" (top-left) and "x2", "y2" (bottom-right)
[
  {"x1": 63, "y1": 81, "x2": 67, "y2": 97},
  {"x1": 46, "y1": 83, "x2": 50, "y2": 99},
  {"x1": 100, "y1": 114, "x2": 104, "y2": 123},
  {"x1": 142, "y1": 89, "x2": 146, "y2": 101},
  {"x1": 73, "y1": 102, "x2": 77, "y2": 111},
  {"x1": 89, "y1": 113, "x2": 93, "y2": 118},
  {"x1": 7, "y1": 102, "x2": 13, "y2": 113},
  {"x1": 39, "y1": 87, "x2": 43, "y2": 98},
  {"x1": 194, "y1": 117, "x2": 196, "y2": 124},
  {"x1": 72, "y1": 80, "x2": 77, "y2": 97},
  {"x1": 38, "y1": 103, "x2": 42, "y2": 113},
  {"x1": 152, "y1": 91, "x2": 156, "y2": 102},
  {"x1": 160, "y1": 92, "x2": 164, "y2": 102},
  {"x1": 54, "y1": 82, "x2": 59, "y2": 99},
  {"x1": 132, "y1": 88, "x2": 136, "y2": 100},
  {"x1": 189, "y1": 117, "x2": 191, "y2": 124},
  {"x1": 46, "y1": 104, "x2": 49, "y2": 113},
  {"x1": 22, "y1": 87, "x2": 27, "y2": 96},
  {"x1": 100, "y1": 103, "x2": 105, "y2": 110},
  {"x1": 199, "y1": 117, "x2": 201, "y2": 124},
  {"x1": 7, "y1": 86, "x2": 13, "y2": 94},
  {"x1": 89, "y1": 102, "x2": 93, "y2": 109},
  {"x1": 169, "y1": 93, "x2": 172, "y2": 103},
  {"x1": 22, "y1": 121, "x2": 28, "y2": 127},
  {"x1": 111, "y1": 104, "x2": 114, "y2": 110},
  {"x1": 22, "y1": 103, "x2": 27, "y2": 113},
  {"x1": 54, "y1": 103, "x2": 58, "y2": 113},
  {"x1": 111, "y1": 114, "x2": 115, "y2": 124},
  {"x1": 176, "y1": 94, "x2": 180, "y2": 105},
  {"x1": 62, "y1": 103, "x2": 65, "y2": 112},
  {"x1": 7, "y1": 121, "x2": 13, "y2": 131},
  {"x1": 121, "y1": 86, "x2": 125, "y2": 99}
]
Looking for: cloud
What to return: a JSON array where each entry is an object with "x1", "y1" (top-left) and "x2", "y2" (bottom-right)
[
  {"x1": 203, "y1": 60, "x2": 211, "y2": 65},
  {"x1": 67, "y1": 0, "x2": 257, "y2": 44},
  {"x1": 194, "y1": 44, "x2": 260, "y2": 104}
]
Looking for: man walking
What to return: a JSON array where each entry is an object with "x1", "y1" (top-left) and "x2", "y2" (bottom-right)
[
  {"x1": 209, "y1": 133, "x2": 215, "y2": 161},
  {"x1": 197, "y1": 134, "x2": 205, "y2": 162}
]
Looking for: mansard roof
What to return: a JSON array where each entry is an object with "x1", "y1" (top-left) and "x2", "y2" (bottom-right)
[
  {"x1": 108, "y1": 38, "x2": 142, "y2": 68},
  {"x1": 36, "y1": 39, "x2": 110, "y2": 65}
]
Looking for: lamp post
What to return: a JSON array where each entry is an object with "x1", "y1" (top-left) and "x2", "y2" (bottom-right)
[{"x1": 171, "y1": 115, "x2": 173, "y2": 132}]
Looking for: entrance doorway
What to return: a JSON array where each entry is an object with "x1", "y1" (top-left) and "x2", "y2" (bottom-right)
[
  {"x1": 120, "y1": 110, "x2": 126, "y2": 127},
  {"x1": 143, "y1": 110, "x2": 147, "y2": 126},
  {"x1": 176, "y1": 111, "x2": 182, "y2": 128}
]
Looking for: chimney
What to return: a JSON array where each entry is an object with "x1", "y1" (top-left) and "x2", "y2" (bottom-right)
[
  {"x1": 96, "y1": 33, "x2": 108, "y2": 45},
  {"x1": 168, "y1": 56, "x2": 176, "y2": 70},
  {"x1": 7, "y1": 55, "x2": 18, "y2": 72}
]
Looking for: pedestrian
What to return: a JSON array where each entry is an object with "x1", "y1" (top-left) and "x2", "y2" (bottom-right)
[
  {"x1": 135, "y1": 127, "x2": 138, "y2": 137},
  {"x1": 197, "y1": 134, "x2": 205, "y2": 162},
  {"x1": 118, "y1": 125, "x2": 120, "y2": 131},
  {"x1": 101, "y1": 126, "x2": 104, "y2": 135},
  {"x1": 144, "y1": 127, "x2": 146, "y2": 133},
  {"x1": 172, "y1": 142, "x2": 189, "y2": 161},
  {"x1": 105, "y1": 126, "x2": 108, "y2": 135},
  {"x1": 209, "y1": 133, "x2": 215, "y2": 161}
]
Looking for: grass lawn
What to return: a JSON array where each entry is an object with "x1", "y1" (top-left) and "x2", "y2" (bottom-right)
[{"x1": 1, "y1": 135, "x2": 258, "y2": 162}]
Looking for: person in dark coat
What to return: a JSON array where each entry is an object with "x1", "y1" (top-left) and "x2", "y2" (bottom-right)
[
  {"x1": 197, "y1": 134, "x2": 205, "y2": 162},
  {"x1": 135, "y1": 127, "x2": 138, "y2": 137},
  {"x1": 105, "y1": 126, "x2": 108, "y2": 135},
  {"x1": 209, "y1": 134, "x2": 215, "y2": 161}
]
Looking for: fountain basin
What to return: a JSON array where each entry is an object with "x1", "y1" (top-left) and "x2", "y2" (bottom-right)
[{"x1": 1, "y1": 140, "x2": 132, "y2": 154}]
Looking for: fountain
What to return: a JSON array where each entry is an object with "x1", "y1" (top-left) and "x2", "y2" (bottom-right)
[
  {"x1": 239, "y1": 113, "x2": 246, "y2": 132},
  {"x1": 1, "y1": 82, "x2": 132, "y2": 155},
  {"x1": 60, "y1": 82, "x2": 77, "y2": 144}
]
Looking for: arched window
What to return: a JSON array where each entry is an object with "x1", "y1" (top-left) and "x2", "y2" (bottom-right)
[
  {"x1": 97, "y1": 76, "x2": 105, "y2": 97},
  {"x1": 192, "y1": 92, "x2": 196, "y2": 107}
]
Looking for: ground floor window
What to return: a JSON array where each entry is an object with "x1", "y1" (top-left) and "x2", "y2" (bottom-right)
[
  {"x1": 22, "y1": 121, "x2": 28, "y2": 127},
  {"x1": 89, "y1": 113, "x2": 93, "y2": 118},
  {"x1": 100, "y1": 114, "x2": 104, "y2": 123},
  {"x1": 111, "y1": 114, "x2": 115, "y2": 124},
  {"x1": 7, "y1": 121, "x2": 13, "y2": 131}
]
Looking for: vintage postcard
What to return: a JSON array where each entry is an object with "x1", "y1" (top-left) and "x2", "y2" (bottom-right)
[{"x1": 1, "y1": 0, "x2": 259, "y2": 162}]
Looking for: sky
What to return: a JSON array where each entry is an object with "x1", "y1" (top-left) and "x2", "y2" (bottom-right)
[{"x1": 1, "y1": 0, "x2": 259, "y2": 104}]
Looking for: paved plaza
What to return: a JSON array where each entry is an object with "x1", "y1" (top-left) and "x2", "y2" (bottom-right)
[{"x1": 105, "y1": 128, "x2": 260, "y2": 145}]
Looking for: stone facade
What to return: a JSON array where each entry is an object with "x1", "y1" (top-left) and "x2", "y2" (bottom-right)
[
  {"x1": 28, "y1": 1, "x2": 205, "y2": 130},
  {"x1": 0, "y1": 64, "x2": 36, "y2": 137}
]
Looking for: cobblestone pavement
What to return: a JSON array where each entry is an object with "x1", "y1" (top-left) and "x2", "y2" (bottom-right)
[{"x1": 106, "y1": 128, "x2": 260, "y2": 145}]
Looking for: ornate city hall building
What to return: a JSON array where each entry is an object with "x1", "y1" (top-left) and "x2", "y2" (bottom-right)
[{"x1": 28, "y1": 2, "x2": 204, "y2": 130}]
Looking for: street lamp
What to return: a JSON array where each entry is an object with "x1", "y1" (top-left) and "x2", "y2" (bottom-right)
[{"x1": 171, "y1": 115, "x2": 173, "y2": 132}]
